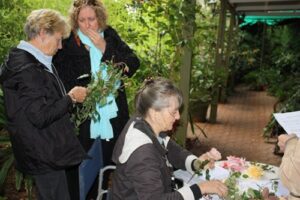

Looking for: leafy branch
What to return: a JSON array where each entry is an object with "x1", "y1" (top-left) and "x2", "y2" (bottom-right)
[
  {"x1": 250, "y1": 162, "x2": 275, "y2": 173},
  {"x1": 187, "y1": 159, "x2": 210, "y2": 183},
  {"x1": 71, "y1": 61, "x2": 124, "y2": 132},
  {"x1": 224, "y1": 171, "x2": 278, "y2": 200}
]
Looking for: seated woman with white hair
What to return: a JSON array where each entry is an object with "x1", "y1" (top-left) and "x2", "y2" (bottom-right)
[{"x1": 111, "y1": 77, "x2": 228, "y2": 200}]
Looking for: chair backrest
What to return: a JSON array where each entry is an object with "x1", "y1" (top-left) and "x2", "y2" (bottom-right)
[
  {"x1": 96, "y1": 165, "x2": 116, "y2": 200},
  {"x1": 79, "y1": 138, "x2": 103, "y2": 200}
]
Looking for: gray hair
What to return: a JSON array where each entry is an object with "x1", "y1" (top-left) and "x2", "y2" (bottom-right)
[
  {"x1": 24, "y1": 9, "x2": 70, "y2": 40},
  {"x1": 135, "y1": 77, "x2": 183, "y2": 117}
]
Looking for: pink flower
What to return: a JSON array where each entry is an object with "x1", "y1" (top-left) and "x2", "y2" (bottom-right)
[{"x1": 220, "y1": 156, "x2": 247, "y2": 172}]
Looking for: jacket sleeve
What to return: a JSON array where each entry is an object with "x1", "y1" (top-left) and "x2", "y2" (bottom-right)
[
  {"x1": 166, "y1": 138, "x2": 197, "y2": 173},
  {"x1": 279, "y1": 137, "x2": 300, "y2": 197},
  {"x1": 102, "y1": 27, "x2": 140, "y2": 77},
  {"x1": 125, "y1": 144, "x2": 200, "y2": 200},
  {"x1": 16, "y1": 67, "x2": 73, "y2": 128}
]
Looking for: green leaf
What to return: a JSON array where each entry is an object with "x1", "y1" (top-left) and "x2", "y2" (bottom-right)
[
  {"x1": 242, "y1": 174, "x2": 249, "y2": 178},
  {"x1": 0, "y1": 153, "x2": 14, "y2": 189},
  {"x1": 205, "y1": 169, "x2": 210, "y2": 180},
  {"x1": 15, "y1": 170, "x2": 23, "y2": 191},
  {"x1": 72, "y1": 60, "x2": 124, "y2": 130}
]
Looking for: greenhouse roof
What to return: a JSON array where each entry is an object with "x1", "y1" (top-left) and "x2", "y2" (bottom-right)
[{"x1": 227, "y1": 0, "x2": 300, "y2": 25}]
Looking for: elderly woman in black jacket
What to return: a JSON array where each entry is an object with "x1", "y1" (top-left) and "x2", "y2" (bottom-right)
[
  {"x1": 112, "y1": 78, "x2": 228, "y2": 200},
  {"x1": 53, "y1": 0, "x2": 140, "y2": 198},
  {"x1": 0, "y1": 9, "x2": 87, "y2": 200}
]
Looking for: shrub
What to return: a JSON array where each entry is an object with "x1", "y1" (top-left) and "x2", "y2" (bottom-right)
[{"x1": 0, "y1": 0, "x2": 31, "y2": 63}]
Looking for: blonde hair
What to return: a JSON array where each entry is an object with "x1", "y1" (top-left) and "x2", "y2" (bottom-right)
[
  {"x1": 69, "y1": 0, "x2": 108, "y2": 31},
  {"x1": 24, "y1": 9, "x2": 70, "y2": 40}
]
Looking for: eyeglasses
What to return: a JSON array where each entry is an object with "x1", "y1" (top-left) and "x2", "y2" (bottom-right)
[
  {"x1": 167, "y1": 109, "x2": 179, "y2": 119},
  {"x1": 73, "y1": 0, "x2": 96, "y2": 7}
]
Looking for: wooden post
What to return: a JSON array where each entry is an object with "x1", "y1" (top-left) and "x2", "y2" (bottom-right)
[
  {"x1": 260, "y1": 23, "x2": 267, "y2": 70},
  {"x1": 209, "y1": 0, "x2": 227, "y2": 123},
  {"x1": 175, "y1": 0, "x2": 196, "y2": 147},
  {"x1": 220, "y1": 11, "x2": 236, "y2": 102}
]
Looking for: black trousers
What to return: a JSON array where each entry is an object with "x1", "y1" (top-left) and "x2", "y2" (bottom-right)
[{"x1": 33, "y1": 170, "x2": 70, "y2": 200}]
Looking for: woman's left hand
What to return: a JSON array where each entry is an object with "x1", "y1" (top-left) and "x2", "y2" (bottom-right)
[
  {"x1": 278, "y1": 134, "x2": 296, "y2": 152},
  {"x1": 86, "y1": 29, "x2": 106, "y2": 53}
]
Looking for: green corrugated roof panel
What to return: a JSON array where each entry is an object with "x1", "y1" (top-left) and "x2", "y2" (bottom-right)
[{"x1": 240, "y1": 14, "x2": 300, "y2": 26}]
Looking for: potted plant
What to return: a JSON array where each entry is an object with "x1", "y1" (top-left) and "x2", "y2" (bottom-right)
[{"x1": 189, "y1": 55, "x2": 214, "y2": 122}]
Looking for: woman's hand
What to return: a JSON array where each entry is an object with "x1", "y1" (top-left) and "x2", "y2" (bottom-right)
[
  {"x1": 262, "y1": 187, "x2": 281, "y2": 200},
  {"x1": 200, "y1": 148, "x2": 222, "y2": 161},
  {"x1": 198, "y1": 180, "x2": 228, "y2": 197},
  {"x1": 198, "y1": 148, "x2": 222, "y2": 169},
  {"x1": 86, "y1": 29, "x2": 106, "y2": 53},
  {"x1": 68, "y1": 86, "x2": 87, "y2": 103},
  {"x1": 278, "y1": 134, "x2": 296, "y2": 152}
]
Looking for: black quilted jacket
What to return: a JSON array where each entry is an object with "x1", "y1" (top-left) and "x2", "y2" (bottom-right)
[{"x1": 0, "y1": 48, "x2": 87, "y2": 175}]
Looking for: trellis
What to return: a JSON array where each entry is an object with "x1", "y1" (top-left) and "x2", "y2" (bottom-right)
[{"x1": 176, "y1": 0, "x2": 300, "y2": 145}]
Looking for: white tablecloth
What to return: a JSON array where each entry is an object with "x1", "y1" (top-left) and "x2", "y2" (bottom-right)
[{"x1": 174, "y1": 161, "x2": 289, "y2": 199}]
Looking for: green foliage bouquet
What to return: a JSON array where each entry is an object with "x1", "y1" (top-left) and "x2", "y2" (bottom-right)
[{"x1": 71, "y1": 61, "x2": 124, "y2": 132}]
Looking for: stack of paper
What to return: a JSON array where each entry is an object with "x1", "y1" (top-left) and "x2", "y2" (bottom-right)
[{"x1": 273, "y1": 111, "x2": 300, "y2": 137}]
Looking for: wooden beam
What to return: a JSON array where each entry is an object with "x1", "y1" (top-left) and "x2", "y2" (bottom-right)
[
  {"x1": 220, "y1": 12, "x2": 236, "y2": 103},
  {"x1": 176, "y1": 0, "x2": 196, "y2": 147},
  {"x1": 236, "y1": 4, "x2": 300, "y2": 11},
  {"x1": 225, "y1": 0, "x2": 237, "y2": 15},
  {"x1": 242, "y1": 11, "x2": 300, "y2": 16},
  {"x1": 209, "y1": 0, "x2": 227, "y2": 123},
  {"x1": 229, "y1": 0, "x2": 299, "y2": 3}
]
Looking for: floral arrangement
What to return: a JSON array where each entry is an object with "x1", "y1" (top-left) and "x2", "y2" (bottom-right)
[
  {"x1": 71, "y1": 61, "x2": 124, "y2": 132},
  {"x1": 221, "y1": 156, "x2": 247, "y2": 172},
  {"x1": 195, "y1": 156, "x2": 281, "y2": 199},
  {"x1": 220, "y1": 156, "x2": 280, "y2": 200}
]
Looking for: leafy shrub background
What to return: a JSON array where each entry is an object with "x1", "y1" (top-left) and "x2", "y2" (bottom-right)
[
  {"x1": 232, "y1": 21, "x2": 300, "y2": 137},
  {"x1": 0, "y1": 0, "x2": 30, "y2": 63}
]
